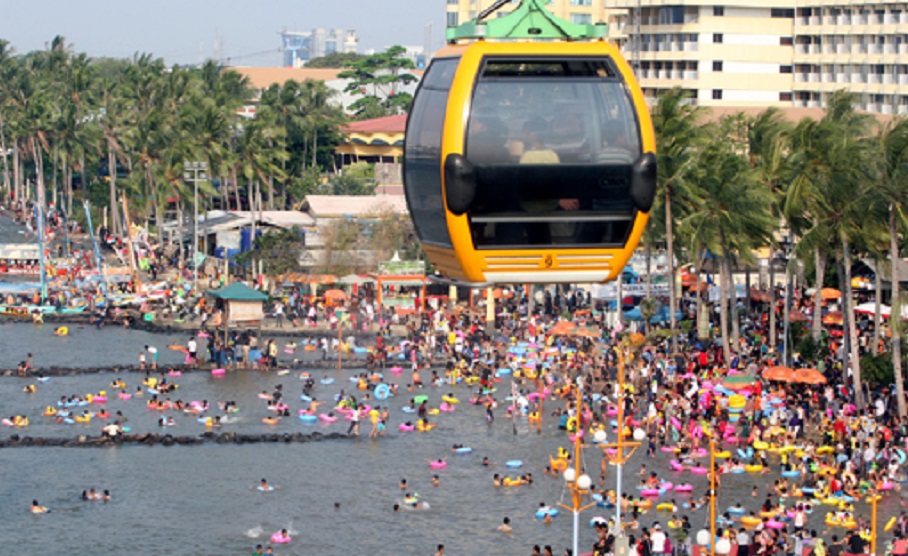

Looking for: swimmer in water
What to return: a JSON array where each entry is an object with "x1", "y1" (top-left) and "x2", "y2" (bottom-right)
[
  {"x1": 31, "y1": 500, "x2": 48, "y2": 514},
  {"x1": 497, "y1": 516, "x2": 513, "y2": 533},
  {"x1": 432, "y1": 475, "x2": 440, "y2": 487},
  {"x1": 399, "y1": 478, "x2": 408, "y2": 490},
  {"x1": 259, "y1": 478, "x2": 273, "y2": 491}
]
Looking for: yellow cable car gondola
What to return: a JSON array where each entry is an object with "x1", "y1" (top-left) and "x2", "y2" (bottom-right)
[{"x1": 404, "y1": 0, "x2": 656, "y2": 285}]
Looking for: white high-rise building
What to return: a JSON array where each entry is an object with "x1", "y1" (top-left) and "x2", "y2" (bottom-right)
[{"x1": 280, "y1": 29, "x2": 359, "y2": 67}]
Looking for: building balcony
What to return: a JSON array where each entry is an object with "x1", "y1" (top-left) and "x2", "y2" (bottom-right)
[
  {"x1": 795, "y1": 73, "x2": 807, "y2": 82},
  {"x1": 682, "y1": 41, "x2": 698, "y2": 51},
  {"x1": 882, "y1": 104, "x2": 894, "y2": 115},
  {"x1": 683, "y1": 70, "x2": 698, "y2": 80},
  {"x1": 809, "y1": 16, "x2": 821, "y2": 25},
  {"x1": 900, "y1": 44, "x2": 908, "y2": 55},
  {"x1": 869, "y1": 74, "x2": 882, "y2": 84},
  {"x1": 836, "y1": 15, "x2": 850, "y2": 25},
  {"x1": 901, "y1": 13, "x2": 908, "y2": 24},
  {"x1": 884, "y1": 74, "x2": 895, "y2": 84},
  {"x1": 822, "y1": 73, "x2": 834, "y2": 82},
  {"x1": 870, "y1": 44, "x2": 883, "y2": 54},
  {"x1": 865, "y1": 103, "x2": 880, "y2": 112},
  {"x1": 796, "y1": 44, "x2": 809, "y2": 54},
  {"x1": 885, "y1": 44, "x2": 897, "y2": 54},
  {"x1": 850, "y1": 73, "x2": 863, "y2": 83},
  {"x1": 899, "y1": 74, "x2": 908, "y2": 85},
  {"x1": 808, "y1": 100, "x2": 821, "y2": 108},
  {"x1": 836, "y1": 73, "x2": 848, "y2": 83}
]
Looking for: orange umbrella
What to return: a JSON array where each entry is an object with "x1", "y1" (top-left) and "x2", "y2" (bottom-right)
[
  {"x1": 793, "y1": 368, "x2": 826, "y2": 385},
  {"x1": 823, "y1": 311, "x2": 843, "y2": 326},
  {"x1": 324, "y1": 289, "x2": 348, "y2": 301},
  {"x1": 550, "y1": 321, "x2": 577, "y2": 336},
  {"x1": 820, "y1": 288, "x2": 842, "y2": 300},
  {"x1": 570, "y1": 326, "x2": 601, "y2": 339},
  {"x1": 789, "y1": 311, "x2": 810, "y2": 323},
  {"x1": 762, "y1": 366, "x2": 795, "y2": 382}
]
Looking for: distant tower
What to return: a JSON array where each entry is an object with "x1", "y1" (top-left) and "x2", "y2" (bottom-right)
[
  {"x1": 279, "y1": 29, "x2": 309, "y2": 67},
  {"x1": 423, "y1": 22, "x2": 432, "y2": 67},
  {"x1": 213, "y1": 29, "x2": 224, "y2": 64}
]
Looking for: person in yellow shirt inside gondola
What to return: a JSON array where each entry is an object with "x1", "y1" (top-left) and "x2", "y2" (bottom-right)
[{"x1": 517, "y1": 118, "x2": 578, "y2": 245}]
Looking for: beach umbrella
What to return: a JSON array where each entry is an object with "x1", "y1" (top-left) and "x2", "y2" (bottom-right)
[
  {"x1": 820, "y1": 288, "x2": 842, "y2": 300},
  {"x1": 822, "y1": 311, "x2": 843, "y2": 326},
  {"x1": 570, "y1": 326, "x2": 601, "y2": 339},
  {"x1": 793, "y1": 368, "x2": 826, "y2": 385},
  {"x1": 550, "y1": 321, "x2": 577, "y2": 336},
  {"x1": 788, "y1": 311, "x2": 810, "y2": 323},
  {"x1": 762, "y1": 366, "x2": 795, "y2": 382},
  {"x1": 721, "y1": 375, "x2": 757, "y2": 391},
  {"x1": 324, "y1": 289, "x2": 347, "y2": 301},
  {"x1": 854, "y1": 302, "x2": 891, "y2": 318}
]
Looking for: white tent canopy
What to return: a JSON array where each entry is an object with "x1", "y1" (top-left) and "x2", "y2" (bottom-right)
[{"x1": 853, "y1": 301, "x2": 908, "y2": 319}]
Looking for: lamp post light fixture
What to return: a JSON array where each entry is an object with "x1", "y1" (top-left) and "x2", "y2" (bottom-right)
[
  {"x1": 183, "y1": 161, "x2": 208, "y2": 296},
  {"x1": 599, "y1": 349, "x2": 645, "y2": 539},
  {"x1": 557, "y1": 385, "x2": 597, "y2": 556}
]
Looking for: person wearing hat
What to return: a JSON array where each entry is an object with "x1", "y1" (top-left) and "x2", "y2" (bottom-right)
[{"x1": 650, "y1": 523, "x2": 667, "y2": 556}]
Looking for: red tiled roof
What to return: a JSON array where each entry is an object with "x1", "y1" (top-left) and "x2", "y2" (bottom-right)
[{"x1": 343, "y1": 114, "x2": 408, "y2": 134}]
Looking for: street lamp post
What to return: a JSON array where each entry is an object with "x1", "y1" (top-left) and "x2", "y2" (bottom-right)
[
  {"x1": 558, "y1": 384, "x2": 596, "y2": 556},
  {"x1": 183, "y1": 161, "x2": 208, "y2": 296},
  {"x1": 696, "y1": 438, "x2": 727, "y2": 556},
  {"x1": 598, "y1": 349, "x2": 644, "y2": 540}
]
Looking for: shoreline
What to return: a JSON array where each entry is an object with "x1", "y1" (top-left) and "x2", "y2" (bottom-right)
[{"x1": 0, "y1": 430, "x2": 357, "y2": 449}]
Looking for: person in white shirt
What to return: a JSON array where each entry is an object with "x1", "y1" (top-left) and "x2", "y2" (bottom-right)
[{"x1": 650, "y1": 523, "x2": 666, "y2": 556}]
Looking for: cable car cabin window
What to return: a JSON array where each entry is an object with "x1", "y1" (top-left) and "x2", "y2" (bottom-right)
[
  {"x1": 465, "y1": 57, "x2": 641, "y2": 249},
  {"x1": 404, "y1": 58, "x2": 458, "y2": 248}
]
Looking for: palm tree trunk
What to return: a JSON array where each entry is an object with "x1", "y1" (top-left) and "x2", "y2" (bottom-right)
[
  {"x1": 727, "y1": 253, "x2": 741, "y2": 355},
  {"x1": 232, "y1": 168, "x2": 241, "y2": 211},
  {"x1": 176, "y1": 197, "x2": 184, "y2": 267},
  {"x1": 812, "y1": 248, "x2": 825, "y2": 341},
  {"x1": 769, "y1": 259, "x2": 777, "y2": 351},
  {"x1": 13, "y1": 143, "x2": 20, "y2": 204},
  {"x1": 311, "y1": 127, "x2": 318, "y2": 169},
  {"x1": 841, "y1": 234, "x2": 863, "y2": 408},
  {"x1": 64, "y1": 160, "x2": 72, "y2": 217},
  {"x1": 645, "y1": 239, "x2": 652, "y2": 301},
  {"x1": 107, "y1": 139, "x2": 119, "y2": 237},
  {"x1": 267, "y1": 176, "x2": 274, "y2": 210},
  {"x1": 0, "y1": 115, "x2": 10, "y2": 199},
  {"x1": 52, "y1": 142, "x2": 59, "y2": 208},
  {"x1": 717, "y1": 230, "x2": 732, "y2": 360},
  {"x1": 891, "y1": 204, "x2": 905, "y2": 416},
  {"x1": 666, "y1": 193, "x2": 678, "y2": 354},
  {"x1": 873, "y1": 263, "x2": 882, "y2": 352}
]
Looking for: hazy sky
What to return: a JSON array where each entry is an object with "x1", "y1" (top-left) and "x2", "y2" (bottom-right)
[{"x1": 1, "y1": 0, "x2": 443, "y2": 66}]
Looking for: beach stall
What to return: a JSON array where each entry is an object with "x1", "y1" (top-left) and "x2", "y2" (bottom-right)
[{"x1": 208, "y1": 282, "x2": 269, "y2": 354}]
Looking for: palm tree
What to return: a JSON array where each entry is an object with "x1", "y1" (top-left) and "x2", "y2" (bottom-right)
[
  {"x1": 651, "y1": 88, "x2": 708, "y2": 353},
  {"x1": 682, "y1": 116, "x2": 775, "y2": 359},
  {"x1": 788, "y1": 91, "x2": 872, "y2": 406},
  {"x1": 745, "y1": 108, "x2": 792, "y2": 350},
  {"x1": 867, "y1": 116, "x2": 908, "y2": 416}
]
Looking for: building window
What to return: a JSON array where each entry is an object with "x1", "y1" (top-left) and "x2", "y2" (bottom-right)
[
  {"x1": 772, "y1": 8, "x2": 794, "y2": 18},
  {"x1": 570, "y1": 13, "x2": 593, "y2": 24},
  {"x1": 713, "y1": 33, "x2": 724, "y2": 43},
  {"x1": 713, "y1": 6, "x2": 724, "y2": 16},
  {"x1": 712, "y1": 90, "x2": 723, "y2": 100},
  {"x1": 780, "y1": 65, "x2": 793, "y2": 74},
  {"x1": 780, "y1": 92, "x2": 793, "y2": 101},
  {"x1": 713, "y1": 61, "x2": 723, "y2": 72},
  {"x1": 447, "y1": 0, "x2": 458, "y2": 4},
  {"x1": 447, "y1": 12, "x2": 459, "y2": 27},
  {"x1": 570, "y1": 0, "x2": 593, "y2": 5},
  {"x1": 780, "y1": 36, "x2": 793, "y2": 46}
]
